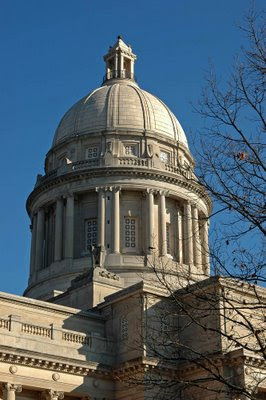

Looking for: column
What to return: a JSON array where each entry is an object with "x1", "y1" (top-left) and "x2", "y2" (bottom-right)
[
  {"x1": 159, "y1": 191, "x2": 167, "y2": 256},
  {"x1": 113, "y1": 187, "x2": 121, "y2": 254},
  {"x1": 120, "y1": 53, "x2": 124, "y2": 77},
  {"x1": 147, "y1": 189, "x2": 155, "y2": 252},
  {"x1": 43, "y1": 390, "x2": 64, "y2": 400},
  {"x1": 192, "y1": 205, "x2": 202, "y2": 268},
  {"x1": 54, "y1": 197, "x2": 63, "y2": 261},
  {"x1": 64, "y1": 195, "x2": 74, "y2": 259},
  {"x1": 130, "y1": 58, "x2": 134, "y2": 77},
  {"x1": 114, "y1": 53, "x2": 118, "y2": 77},
  {"x1": 29, "y1": 213, "x2": 37, "y2": 276},
  {"x1": 96, "y1": 187, "x2": 105, "y2": 247},
  {"x1": 202, "y1": 218, "x2": 210, "y2": 275},
  {"x1": 2, "y1": 384, "x2": 22, "y2": 400},
  {"x1": 184, "y1": 202, "x2": 193, "y2": 265},
  {"x1": 35, "y1": 208, "x2": 45, "y2": 270},
  {"x1": 177, "y1": 208, "x2": 183, "y2": 264}
]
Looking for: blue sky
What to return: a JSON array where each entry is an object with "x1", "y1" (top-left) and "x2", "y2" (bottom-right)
[{"x1": 0, "y1": 0, "x2": 264, "y2": 295}]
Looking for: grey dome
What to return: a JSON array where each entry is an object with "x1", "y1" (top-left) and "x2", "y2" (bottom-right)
[{"x1": 53, "y1": 81, "x2": 188, "y2": 148}]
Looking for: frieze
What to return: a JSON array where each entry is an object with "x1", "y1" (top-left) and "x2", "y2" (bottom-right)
[
  {"x1": 0, "y1": 351, "x2": 112, "y2": 378},
  {"x1": 26, "y1": 166, "x2": 211, "y2": 213}
]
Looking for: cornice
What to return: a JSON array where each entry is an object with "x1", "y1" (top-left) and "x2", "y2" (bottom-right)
[
  {"x1": 0, "y1": 292, "x2": 104, "y2": 321},
  {"x1": 0, "y1": 347, "x2": 112, "y2": 378},
  {"x1": 26, "y1": 167, "x2": 211, "y2": 214}
]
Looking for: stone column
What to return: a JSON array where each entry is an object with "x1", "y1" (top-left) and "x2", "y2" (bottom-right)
[
  {"x1": 184, "y1": 202, "x2": 193, "y2": 265},
  {"x1": 192, "y1": 205, "x2": 202, "y2": 268},
  {"x1": 113, "y1": 187, "x2": 121, "y2": 254},
  {"x1": 43, "y1": 390, "x2": 64, "y2": 400},
  {"x1": 114, "y1": 53, "x2": 118, "y2": 77},
  {"x1": 177, "y1": 208, "x2": 183, "y2": 264},
  {"x1": 120, "y1": 53, "x2": 124, "y2": 77},
  {"x1": 29, "y1": 213, "x2": 37, "y2": 276},
  {"x1": 54, "y1": 197, "x2": 63, "y2": 261},
  {"x1": 2, "y1": 384, "x2": 22, "y2": 400},
  {"x1": 202, "y1": 218, "x2": 210, "y2": 275},
  {"x1": 159, "y1": 191, "x2": 167, "y2": 256},
  {"x1": 64, "y1": 194, "x2": 74, "y2": 259},
  {"x1": 147, "y1": 189, "x2": 155, "y2": 252},
  {"x1": 35, "y1": 208, "x2": 45, "y2": 270},
  {"x1": 96, "y1": 187, "x2": 105, "y2": 247}
]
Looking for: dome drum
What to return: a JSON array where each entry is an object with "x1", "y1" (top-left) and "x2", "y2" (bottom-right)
[{"x1": 25, "y1": 38, "x2": 211, "y2": 301}]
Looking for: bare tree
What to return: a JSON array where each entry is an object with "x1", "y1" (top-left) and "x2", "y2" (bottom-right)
[
  {"x1": 120, "y1": 7, "x2": 266, "y2": 400},
  {"x1": 195, "y1": 6, "x2": 266, "y2": 284}
]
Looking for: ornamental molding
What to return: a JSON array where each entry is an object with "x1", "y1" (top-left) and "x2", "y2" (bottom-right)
[
  {"x1": 0, "y1": 350, "x2": 112, "y2": 378},
  {"x1": 27, "y1": 168, "x2": 211, "y2": 213},
  {"x1": 0, "y1": 295, "x2": 104, "y2": 320}
]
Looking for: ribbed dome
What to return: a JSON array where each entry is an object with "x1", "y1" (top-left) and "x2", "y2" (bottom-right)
[{"x1": 53, "y1": 81, "x2": 188, "y2": 148}]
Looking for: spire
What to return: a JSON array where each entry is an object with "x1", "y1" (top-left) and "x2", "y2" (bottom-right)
[{"x1": 103, "y1": 36, "x2": 137, "y2": 83}]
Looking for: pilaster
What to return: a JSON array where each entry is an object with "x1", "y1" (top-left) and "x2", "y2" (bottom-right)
[
  {"x1": 54, "y1": 197, "x2": 63, "y2": 261},
  {"x1": 64, "y1": 194, "x2": 74, "y2": 259},
  {"x1": 35, "y1": 208, "x2": 45, "y2": 270},
  {"x1": 113, "y1": 187, "x2": 121, "y2": 254}
]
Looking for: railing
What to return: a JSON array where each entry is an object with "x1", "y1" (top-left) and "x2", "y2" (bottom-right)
[
  {"x1": 0, "y1": 318, "x2": 10, "y2": 330},
  {"x1": 62, "y1": 331, "x2": 92, "y2": 347},
  {"x1": 165, "y1": 163, "x2": 192, "y2": 179},
  {"x1": 119, "y1": 157, "x2": 148, "y2": 167},
  {"x1": 0, "y1": 315, "x2": 113, "y2": 356},
  {"x1": 21, "y1": 323, "x2": 52, "y2": 338},
  {"x1": 71, "y1": 159, "x2": 100, "y2": 170},
  {"x1": 103, "y1": 69, "x2": 136, "y2": 83},
  {"x1": 36, "y1": 158, "x2": 193, "y2": 187}
]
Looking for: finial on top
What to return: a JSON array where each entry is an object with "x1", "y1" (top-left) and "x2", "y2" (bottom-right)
[{"x1": 117, "y1": 35, "x2": 122, "y2": 40}]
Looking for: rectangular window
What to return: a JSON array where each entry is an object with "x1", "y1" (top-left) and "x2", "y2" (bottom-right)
[
  {"x1": 124, "y1": 217, "x2": 137, "y2": 250},
  {"x1": 160, "y1": 150, "x2": 170, "y2": 163},
  {"x1": 166, "y1": 223, "x2": 171, "y2": 254},
  {"x1": 124, "y1": 144, "x2": 137, "y2": 156},
  {"x1": 86, "y1": 146, "x2": 99, "y2": 159},
  {"x1": 85, "y1": 219, "x2": 97, "y2": 250},
  {"x1": 120, "y1": 316, "x2": 128, "y2": 341}
]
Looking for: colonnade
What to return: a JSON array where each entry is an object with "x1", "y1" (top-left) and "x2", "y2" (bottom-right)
[
  {"x1": 30, "y1": 187, "x2": 210, "y2": 275},
  {"x1": 0, "y1": 385, "x2": 64, "y2": 400}
]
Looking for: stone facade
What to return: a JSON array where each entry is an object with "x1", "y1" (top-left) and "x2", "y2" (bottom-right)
[{"x1": 0, "y1": 37, "x2": 265, "y2": 400}]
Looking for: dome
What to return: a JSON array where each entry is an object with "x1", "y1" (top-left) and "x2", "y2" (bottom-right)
[
  {"x1": 25, "y1": 37, "x2": 211, "y2": 302},
  {"x1": 53, "y1": 81, "x2": 188, "y2": 148}
]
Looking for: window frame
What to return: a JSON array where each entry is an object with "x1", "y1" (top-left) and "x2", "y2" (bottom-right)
[
  {"x1": 159, "y1": 149, "x2": 171, "y2": 164},
  {"x1": 85, "y1": 145, "x2": 100, "y2": 160},
  {"x1": 123, "y1": 216, "x2": 138, "y2": 253},
  {"x1": 123, "y1": 143, "x2": 139, "y2": 157},
  {"x1": 84, "y1": 218, "x2": 98, "y2": 251}
]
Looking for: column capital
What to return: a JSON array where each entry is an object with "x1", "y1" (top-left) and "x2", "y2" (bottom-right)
[
  {"x1": 191, "y1": 201, "x2": 199, "y2": 209},
  {"x1": 2, "y1": 384, "x2": 22, "y2": 393},
  {"x1": 43, "y1": 390, "x2": 64, "y2": 400},
  {"x1": 146, "y1": 188, "x2": 157, "y2": 195},
  {"x1": 113, "y1": 186, "x2": 121, "y2": 193},
  {"x1": 63, "y1": 192, "x2": 75, "y2": 199},
  {"x1": 55, "y1": 195, "x2": 63, "y2": 202},
  {"x1": 159, "y1": 189, "x2": 169, "y2": 197}
]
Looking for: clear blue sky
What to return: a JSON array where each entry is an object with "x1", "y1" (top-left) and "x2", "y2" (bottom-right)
[{"x1": 0, "y1": 0, "x2": 263, "y2": 295}]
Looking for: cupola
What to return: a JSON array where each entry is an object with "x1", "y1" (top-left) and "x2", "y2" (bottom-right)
[{"x1": 103, "y1": 36, "x2": 137, "y2": 83}]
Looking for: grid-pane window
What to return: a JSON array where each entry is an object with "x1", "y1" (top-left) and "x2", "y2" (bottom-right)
[
  {"x1": 166, "y1": 223, "x2": 171, "y2": 254},
  {"x1": 124, "y1": 217, "x2": 137, "y2": 249},
  {"x1": 160, "y1": 150, "x2": 170, "y2": 163},
  {"x1": 86, "y1": 146, "x2": 99, "y2": 159},
  {"x1": 120, "y1": 316, "x2": 128, "y2": 340},
  {"x1": 85, "y1": 219, "x2": 97, "y2": 250},
  {"x1": 125, "y1": 144, "x2": 137, "y2": 156}
]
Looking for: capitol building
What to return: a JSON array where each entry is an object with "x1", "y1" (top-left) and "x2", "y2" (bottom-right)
[{"x1": 0, "y1": 38, "x2": 265, "y2": 400}]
